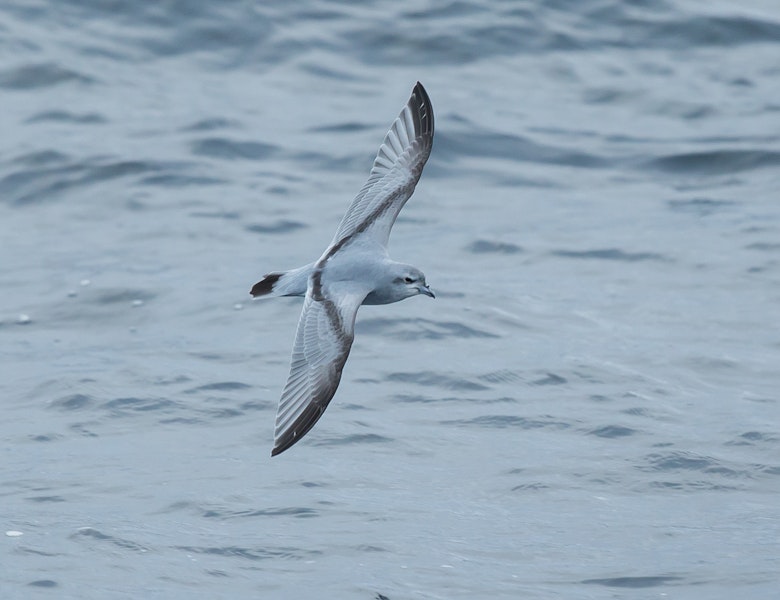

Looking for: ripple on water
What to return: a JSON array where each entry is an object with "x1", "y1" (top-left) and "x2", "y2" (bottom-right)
[
  {"x1": 441, "y1": 415, "x2": 571, "y2": 430},
  {"x1": 666, "y1": 198, "x2": 738, "y2": 216},
  {"x1": 588, "y1": 425, "x2": 637, "y2": 438},
  {"x1": 0, "y1": 62, "x2": 94, "y2": 89},
  {"x1": 357, "y1": 317, "x2": 499, "y2": 341},
  {"x1": 174, "y1": 545, "x2": 320, "y2": 562},
  {"x1": 10, "y1": 149, "x2": 70, "y2": 166},
  {"x1": 475, "y1": 369, "x2": 570, "y2": 387},
  {"x1": 312, "y1": 433, "x2": 394, "y2": 448},
  {"x1": 309, "y1": 121, "x2": 372, "y2": 133},
  {"x1": 393, "y1": 394, "x2": 516, "y2": 404},
  {"x1": 140, "y1": 173, "x2": 225, "y2": 187},
  {"x1": 92, "y1": 289, "x2": 156, "y2": 305},
  {"x1": 181, "y1": 117, "x2": 237, "y2": 132},
  {"x1": 101, "y1": 396, "x2": 180, "y2": 415},
  {"x1": 25, "y1": 110, "x2": 106, "y2": 124},
  {"x1": 466, "y1": 240, "x2": 524, "y2": 254},
  {"x1": 201, "y1": 506, "x2": 318, "y2": 519},
  {"x1": 26, "y1": 495, "x2": 66, "y2": 503},
  {"x1": 385, "y1": 371, "x2": 490, "y2": 392},
  {"x1": 550, "y1": 248, "x2": 669, "y2": 262},
  {"x1": 190, "y1": 138, "x2": 278, "y2": 161},
  {"x1": 635, "y1": 450, "x2": 766, "y2": 491},
  {"x1": 530, "y1": 372, "x2": 568, "y2": 386},
  {"x1": 434, "y1": 130, "x2": 608, "y2": 168},
  {"x1": 184, "y1": 382, "x2": 252, "y2": 393},
  {"x1": 724, "y1": 430, "x2": 779, "y2": 446},
  {"x1": 640, "y1": 451, "x2": 741, "y2": 475},
  {"x1": 71, "y1": 527, "x2": 149, "y2": 553},
  {"x1": 745, "y1": 242, "x2": 780, "y2": 252},
  {"x1": 1, "y1": 157, "x2": 175, "y2": 205},
  {"x1": 28, "y1": 580, "x2": 58, "y2": 588},
  {"x1": 244, "y1": 220, "x2": 308, "y2": 234},
  {"x1": 477, "y1": 369, "x2": 525, "y2": 385},
  {"x1": 582, "y1": 576, "x2": 684, "y2": 589},
  {"x1": 47, "y1": 394, "x2": 94, "y2": 411},
  {"x1": 646, "y1": 149, "x2": 780, "y2": 174}
]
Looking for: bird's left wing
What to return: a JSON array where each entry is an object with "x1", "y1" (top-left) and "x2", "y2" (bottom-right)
[
  {"x1": 330, "y1": 82, "x2": 434, "y2": 249},
  {"x1": 271, "y1": 280, "x2": 369, "y2": 456}
]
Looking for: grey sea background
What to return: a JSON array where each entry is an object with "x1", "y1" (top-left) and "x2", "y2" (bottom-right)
[{"x1": 2, "y1": 1, "x2": 780, "y2": 598}]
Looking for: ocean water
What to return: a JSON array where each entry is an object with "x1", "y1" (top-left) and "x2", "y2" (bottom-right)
[{"x1": 2, "y1": 0, "x2": 780, "y2": 598}]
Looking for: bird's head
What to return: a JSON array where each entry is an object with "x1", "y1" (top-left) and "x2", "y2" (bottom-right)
[{"x1": 394, "y1": 265, "x2": 435, "y2": 300}]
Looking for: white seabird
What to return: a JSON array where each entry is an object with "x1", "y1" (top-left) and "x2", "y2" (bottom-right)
[{"x1": 250, "y1": 82, "x2": 435, "y2": 456}]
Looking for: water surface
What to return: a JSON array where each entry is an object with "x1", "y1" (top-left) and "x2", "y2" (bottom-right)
[{"x1": 2, "y1": 1, "x2": 779, "y2": 598}]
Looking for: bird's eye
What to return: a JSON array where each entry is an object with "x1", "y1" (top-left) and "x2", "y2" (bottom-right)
[{"x1": 404, "y1": 276, "x2": 414, "y2": 284}]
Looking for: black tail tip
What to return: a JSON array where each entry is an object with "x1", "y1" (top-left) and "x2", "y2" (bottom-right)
[{"x1": 250, "y1": 272, "x2": 282, "y2": 297}]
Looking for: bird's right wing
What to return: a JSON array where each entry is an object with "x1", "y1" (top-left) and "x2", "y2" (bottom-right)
[
  {"x1": 271, "y1": 281, "x2": 369, "y2": 456},
  {"x1": 330, "y1": 82, "x2": 434, "y2": 249}
]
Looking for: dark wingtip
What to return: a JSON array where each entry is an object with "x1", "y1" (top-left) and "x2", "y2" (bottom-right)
[
  {"x1": 269, "y1": 393, "x2": 337, "y2": 457},
  {"x1": 411, "y1": 81, "x2": 434, "y2": 139},
  {"x1": 250, "y1": 272, "x2": 282, "y2": 297}
]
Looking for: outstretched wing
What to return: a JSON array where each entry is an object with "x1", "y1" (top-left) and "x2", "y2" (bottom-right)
[
  {"x1": 330, "y1": 81, "x2": 434, "y2": 249},
  {"x1": 271, "y1": 281, "x2": 369, "y2": 456}
]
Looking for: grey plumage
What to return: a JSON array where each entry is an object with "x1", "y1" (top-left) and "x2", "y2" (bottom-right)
[{"x1": 250, "y1": 82, "x2": 435, "y2": 456}]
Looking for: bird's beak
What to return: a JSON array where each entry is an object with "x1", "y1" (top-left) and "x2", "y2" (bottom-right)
[{"x1": 419, "y1": 285, "x2": 435, "y2": 299}]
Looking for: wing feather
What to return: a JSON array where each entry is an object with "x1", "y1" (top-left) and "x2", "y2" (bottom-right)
[
  {"x1": 271, "y1": 284, "x2": 368, "y2": 456},
  {"x1": 330, "y1": 82, "x2": 434, "y2": 248}
]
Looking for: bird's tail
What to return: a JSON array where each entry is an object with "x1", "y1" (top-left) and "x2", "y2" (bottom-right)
[{"x1": 250, "y1": 263, "x2": 313, "y2": 298}]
